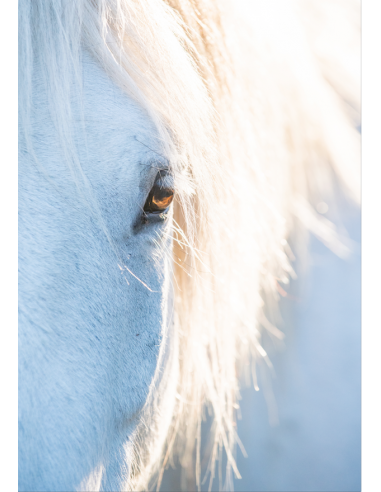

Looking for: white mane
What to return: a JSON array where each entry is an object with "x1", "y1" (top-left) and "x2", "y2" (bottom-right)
[{"x1": 19, "y1": 0, "x2": 360, "y2": 490}]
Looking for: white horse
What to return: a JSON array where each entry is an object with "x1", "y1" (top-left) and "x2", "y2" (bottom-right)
[{"x1": 18, "y1": 0, "x2": 360, "y2": 491}]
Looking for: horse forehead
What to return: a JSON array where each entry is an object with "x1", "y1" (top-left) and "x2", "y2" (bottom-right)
[
  {"x1": 81, "y1": 53, "x2": 156, "y2": 143},
  {"x1": 73, "y1": 52, "x2": 161, "y2": 188},
  {"x1": 24, "y1": 51, "x2": 161, "y2": 202}
]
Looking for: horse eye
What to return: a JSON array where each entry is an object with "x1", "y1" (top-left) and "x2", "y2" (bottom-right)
[{"x1": 143, "y1": 185, "x2": 174, "y2": 214}]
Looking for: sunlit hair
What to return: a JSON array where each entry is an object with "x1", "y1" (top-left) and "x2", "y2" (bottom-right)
[{"x1": 19, "y1": 0, "x2": 360, "y2": 490}]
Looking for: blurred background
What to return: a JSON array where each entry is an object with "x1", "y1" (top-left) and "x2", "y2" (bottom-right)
[{"x1": 160, "y1": 190, "x2": 360, "y2": 491}]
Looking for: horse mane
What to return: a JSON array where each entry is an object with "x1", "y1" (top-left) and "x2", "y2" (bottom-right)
[{"x1": 19, "y1": 0, "x2": 360, "y2": 490}]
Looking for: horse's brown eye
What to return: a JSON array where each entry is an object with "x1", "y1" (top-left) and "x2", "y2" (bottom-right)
[{"x1": 143, "y1": 185, "x2": 174, "y2": 214}]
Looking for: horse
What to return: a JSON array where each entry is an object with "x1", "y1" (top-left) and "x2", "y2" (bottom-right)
[{"x1": 18, "y1": 0, "x2": 360, "y2": 490}]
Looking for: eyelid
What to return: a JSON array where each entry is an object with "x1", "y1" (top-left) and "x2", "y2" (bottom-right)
[{"x1": 154, "y1": 169, "x2": 174, "y2": 189}]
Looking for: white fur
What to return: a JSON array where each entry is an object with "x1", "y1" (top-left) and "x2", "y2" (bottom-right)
[
  {"x1": 18, "y1": 1, "x2": 360, "y2": 490},
  {"x1": 19, "y1": 53, "x2": 177, "y2": 491}
]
